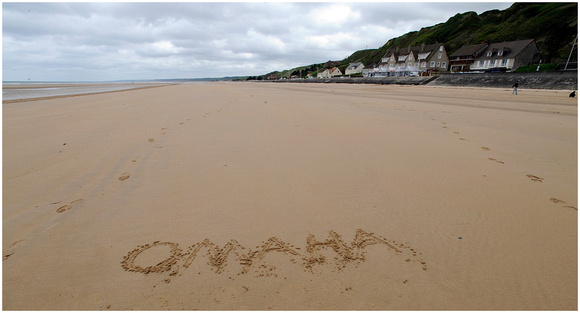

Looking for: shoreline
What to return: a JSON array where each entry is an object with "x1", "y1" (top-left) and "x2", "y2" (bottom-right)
[
  {"x1": 4, "y1": 80, "x2": 577, "y2": 104},
  {"x1": 2, "y1": 83, "x2": 175, "y2": 103}
]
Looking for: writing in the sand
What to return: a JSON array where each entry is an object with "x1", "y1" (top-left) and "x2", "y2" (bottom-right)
[{"x1": 121, "y1": 229, "x2": 427, "y2": 280}]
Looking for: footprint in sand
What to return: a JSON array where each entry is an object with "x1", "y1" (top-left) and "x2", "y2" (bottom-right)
[
  {"x1": 56, "y1": 199, "x2": 84, "y2": 213},
  {"x1": 3, "y1": 252, "x2": 15, "y2": 260},
  {"x1": 459, "y1": 138, "x2": 468, "y2": 141},
  {"x1": 3, "y1": 239, "x2": 27, "y2": 260},
  {"x1": 526, "y1": 174, "x2": 544, "y2": 182},
  {"x1": 453, "y1": 131, "x2": 460, "y2": 134},
  {"x1": 550, "y1": 198, "x2": 566, "y2": 204},
  {"x1": 488, "y1": 158, "x2": 505, "y2": 164},
  {"x1": 550, "y1": 198, "x2": 578, "y2": 210},
  {"x1": 148, "y1": 138, "x2": 155, "y2": 143},
  {"x1": 481, "y1": 147, "x2": 491, "y2": 151},
  {"x1": 119, "y1": 173, "x2": 131, "y2": 181}
]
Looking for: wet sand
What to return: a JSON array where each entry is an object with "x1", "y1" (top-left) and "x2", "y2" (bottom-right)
[
  {"x1": 2, "y1": 82, "x2": 577, "y2": 310},
  {"x1": 2, "y1": 83, "x2": 171, "y2": 102}
]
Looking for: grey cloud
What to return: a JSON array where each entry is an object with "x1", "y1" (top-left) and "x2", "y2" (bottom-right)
[{"x1": 3, "y1": 2, "x2": 513, "y2": 81}]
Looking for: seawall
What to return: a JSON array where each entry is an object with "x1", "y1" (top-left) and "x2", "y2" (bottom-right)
[
  {"x1": 268, "y1": 71, "x2": 577, "y2": 90},
  {"x1": 430, "y1": 71, "x2": 577, "y2": 90}
]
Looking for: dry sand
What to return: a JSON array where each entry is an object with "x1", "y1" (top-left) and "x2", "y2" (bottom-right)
[{"x1": 2, "y1": 82, "x2": 577, "y2": 310}]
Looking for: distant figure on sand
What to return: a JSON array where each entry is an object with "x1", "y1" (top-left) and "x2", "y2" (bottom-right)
[
  {"x1": 569, "y1": 91, "x2": 576, "y2": 97},
  {"x1": 512, "y1": 81, "x2": 519, "y2": 95}
]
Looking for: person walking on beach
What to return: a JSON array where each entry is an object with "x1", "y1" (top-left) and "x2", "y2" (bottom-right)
[{"x1": 512, "y1": 80, "x2": 519, "y2": 95}]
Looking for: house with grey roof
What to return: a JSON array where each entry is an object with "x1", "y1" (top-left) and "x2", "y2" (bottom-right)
[
  {"x1": 317, "y1": 68, "x2": 330, "y2": 78},
  {"x1": 345, "y1": 62, "x2": 365, "y2": 75},
  {"x1": 379, "y1": 43, "x2": 449, "y2": 76},
  {"x1": 362, "y1": 63, "x2": 378, "y2": 77},
  {"x1": 449, "y1": 43, "x2": 488, "y2": 72},
  {"x1": 469, "y1": 39, "x2": 540, "y2": 72}
]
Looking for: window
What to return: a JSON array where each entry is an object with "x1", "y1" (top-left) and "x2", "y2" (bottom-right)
[
  {"x1": 441, "y1": 62, "x2": 446, "y2": 69},
  {"x1": 438, "y1": 53, "x2": 442, "y2": 59},
  {"x1": 439, "y1": 46, "x2": 443, "y2": 51},
  {"x1": 501, "y1": 59, "x2": 508, "y2": 66},
  {"x1": 418, "y1": 52, "x2": 430, "y2": 60},
  {"x1": 487, "y1": 51, "x2": 492, "y2": 57},
  {"x1": 421, "y1": 62, "x2": 426, "y2": 67},
  {"x1": 498, "y1": 50, "x2": 503, "y2": 56},
  {"x1": 436, "y1": 62, "x2": 440, "y2": 67},
  {"x1": 430, "y1": 61, "x2": 435, "y2": 67},
  {"x1": 490, "y1": 60, "x2": 496, "y2": 66},
  {"x1": 480, "y1": 60, "x2": 485, "y2": 66}
]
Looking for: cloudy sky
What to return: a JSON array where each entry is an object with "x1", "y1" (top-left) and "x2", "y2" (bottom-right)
[{"x1": 3, "y1": 1, "x2": 513, "y2": 82}]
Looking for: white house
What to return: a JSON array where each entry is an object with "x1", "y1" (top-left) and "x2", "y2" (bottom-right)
[
  {"x1": 380, "y1": 43, "x2": 450, "y2": 76},
  {"x1": 362, "y1": 63, "x2": 377, "y2": 77},
  {"x1": 345, "y1": 62, "x2": 365, "y2": 75},
  {"x1": 328, "y1": 67, "x2": 342, "y2": 77},
  {"x1": 317, "y1": 69, "x2": 330, "y2": 78},
  {"x1": 469, "y1": 39, "x2": 540, "y2": 72}
]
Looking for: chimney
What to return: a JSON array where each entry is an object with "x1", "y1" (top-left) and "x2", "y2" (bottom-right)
[{"x1": 421, "y1": 43, "x2": 426, "y2": 52}]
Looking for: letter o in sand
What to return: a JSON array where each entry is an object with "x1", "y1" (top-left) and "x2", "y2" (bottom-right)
[{"x1": 121, "y1": 242, "x2": 182, "y2": 274}]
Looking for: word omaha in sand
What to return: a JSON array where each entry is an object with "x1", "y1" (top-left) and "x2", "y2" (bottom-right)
[{"x1": 121, "y1": 229, "x2": 426, "y2": 282}]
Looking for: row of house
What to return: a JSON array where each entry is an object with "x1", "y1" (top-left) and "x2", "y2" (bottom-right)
[{"x1": 321, "y1": 39, "x2": 540, "y2": 78}]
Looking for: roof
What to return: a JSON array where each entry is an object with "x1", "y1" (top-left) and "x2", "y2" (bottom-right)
[
  {"x1": 477, "y1": 39, "x2": 537, "y2": 59},
  {"x1": 449, "y1": 43, "x2": 488, "y2": 57},
  {"x1": 347, "y1": 62, "x2": 363, "y2": 69},
  {"x1": 383, "y1": 43, "x2": 444, "y2": 59}
]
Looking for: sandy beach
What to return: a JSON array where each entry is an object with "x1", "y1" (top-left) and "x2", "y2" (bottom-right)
[{"x1": 2, "y1": 82, "x2": 577, "y2": 310}]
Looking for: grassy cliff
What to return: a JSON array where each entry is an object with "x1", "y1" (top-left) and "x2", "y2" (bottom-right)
[{"x1": 263, "y1": 2, "x2": 577, "y2": 79}]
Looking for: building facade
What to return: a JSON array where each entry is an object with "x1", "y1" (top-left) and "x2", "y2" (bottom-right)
[
  {"x1": 317, "y1": 69, "x2": 329, "y2": 78},
  {"x1": 379, "y1": 43, "x2": 449, "y2": 76},
  {"x1": 448, "y1": 43, "x2": 488, "y2": 72},
  {"x1": 469, "y1": 39, "x2": 540, "y2": 72},
  {"x1": 328, "y1": 67, "x2": 342, "y2": 77},
  {"x1": 345, "y1": 62, "x2": 365, "y2": 75}
]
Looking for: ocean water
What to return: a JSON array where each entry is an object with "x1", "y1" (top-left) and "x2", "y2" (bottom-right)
[{"x1": 2, "y1": 82, "x2": 168, "y2": 101}]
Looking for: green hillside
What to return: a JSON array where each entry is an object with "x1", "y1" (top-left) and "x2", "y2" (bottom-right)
[{"x1": 261, "y1": 2, "x2": 577, "y2": 79}]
